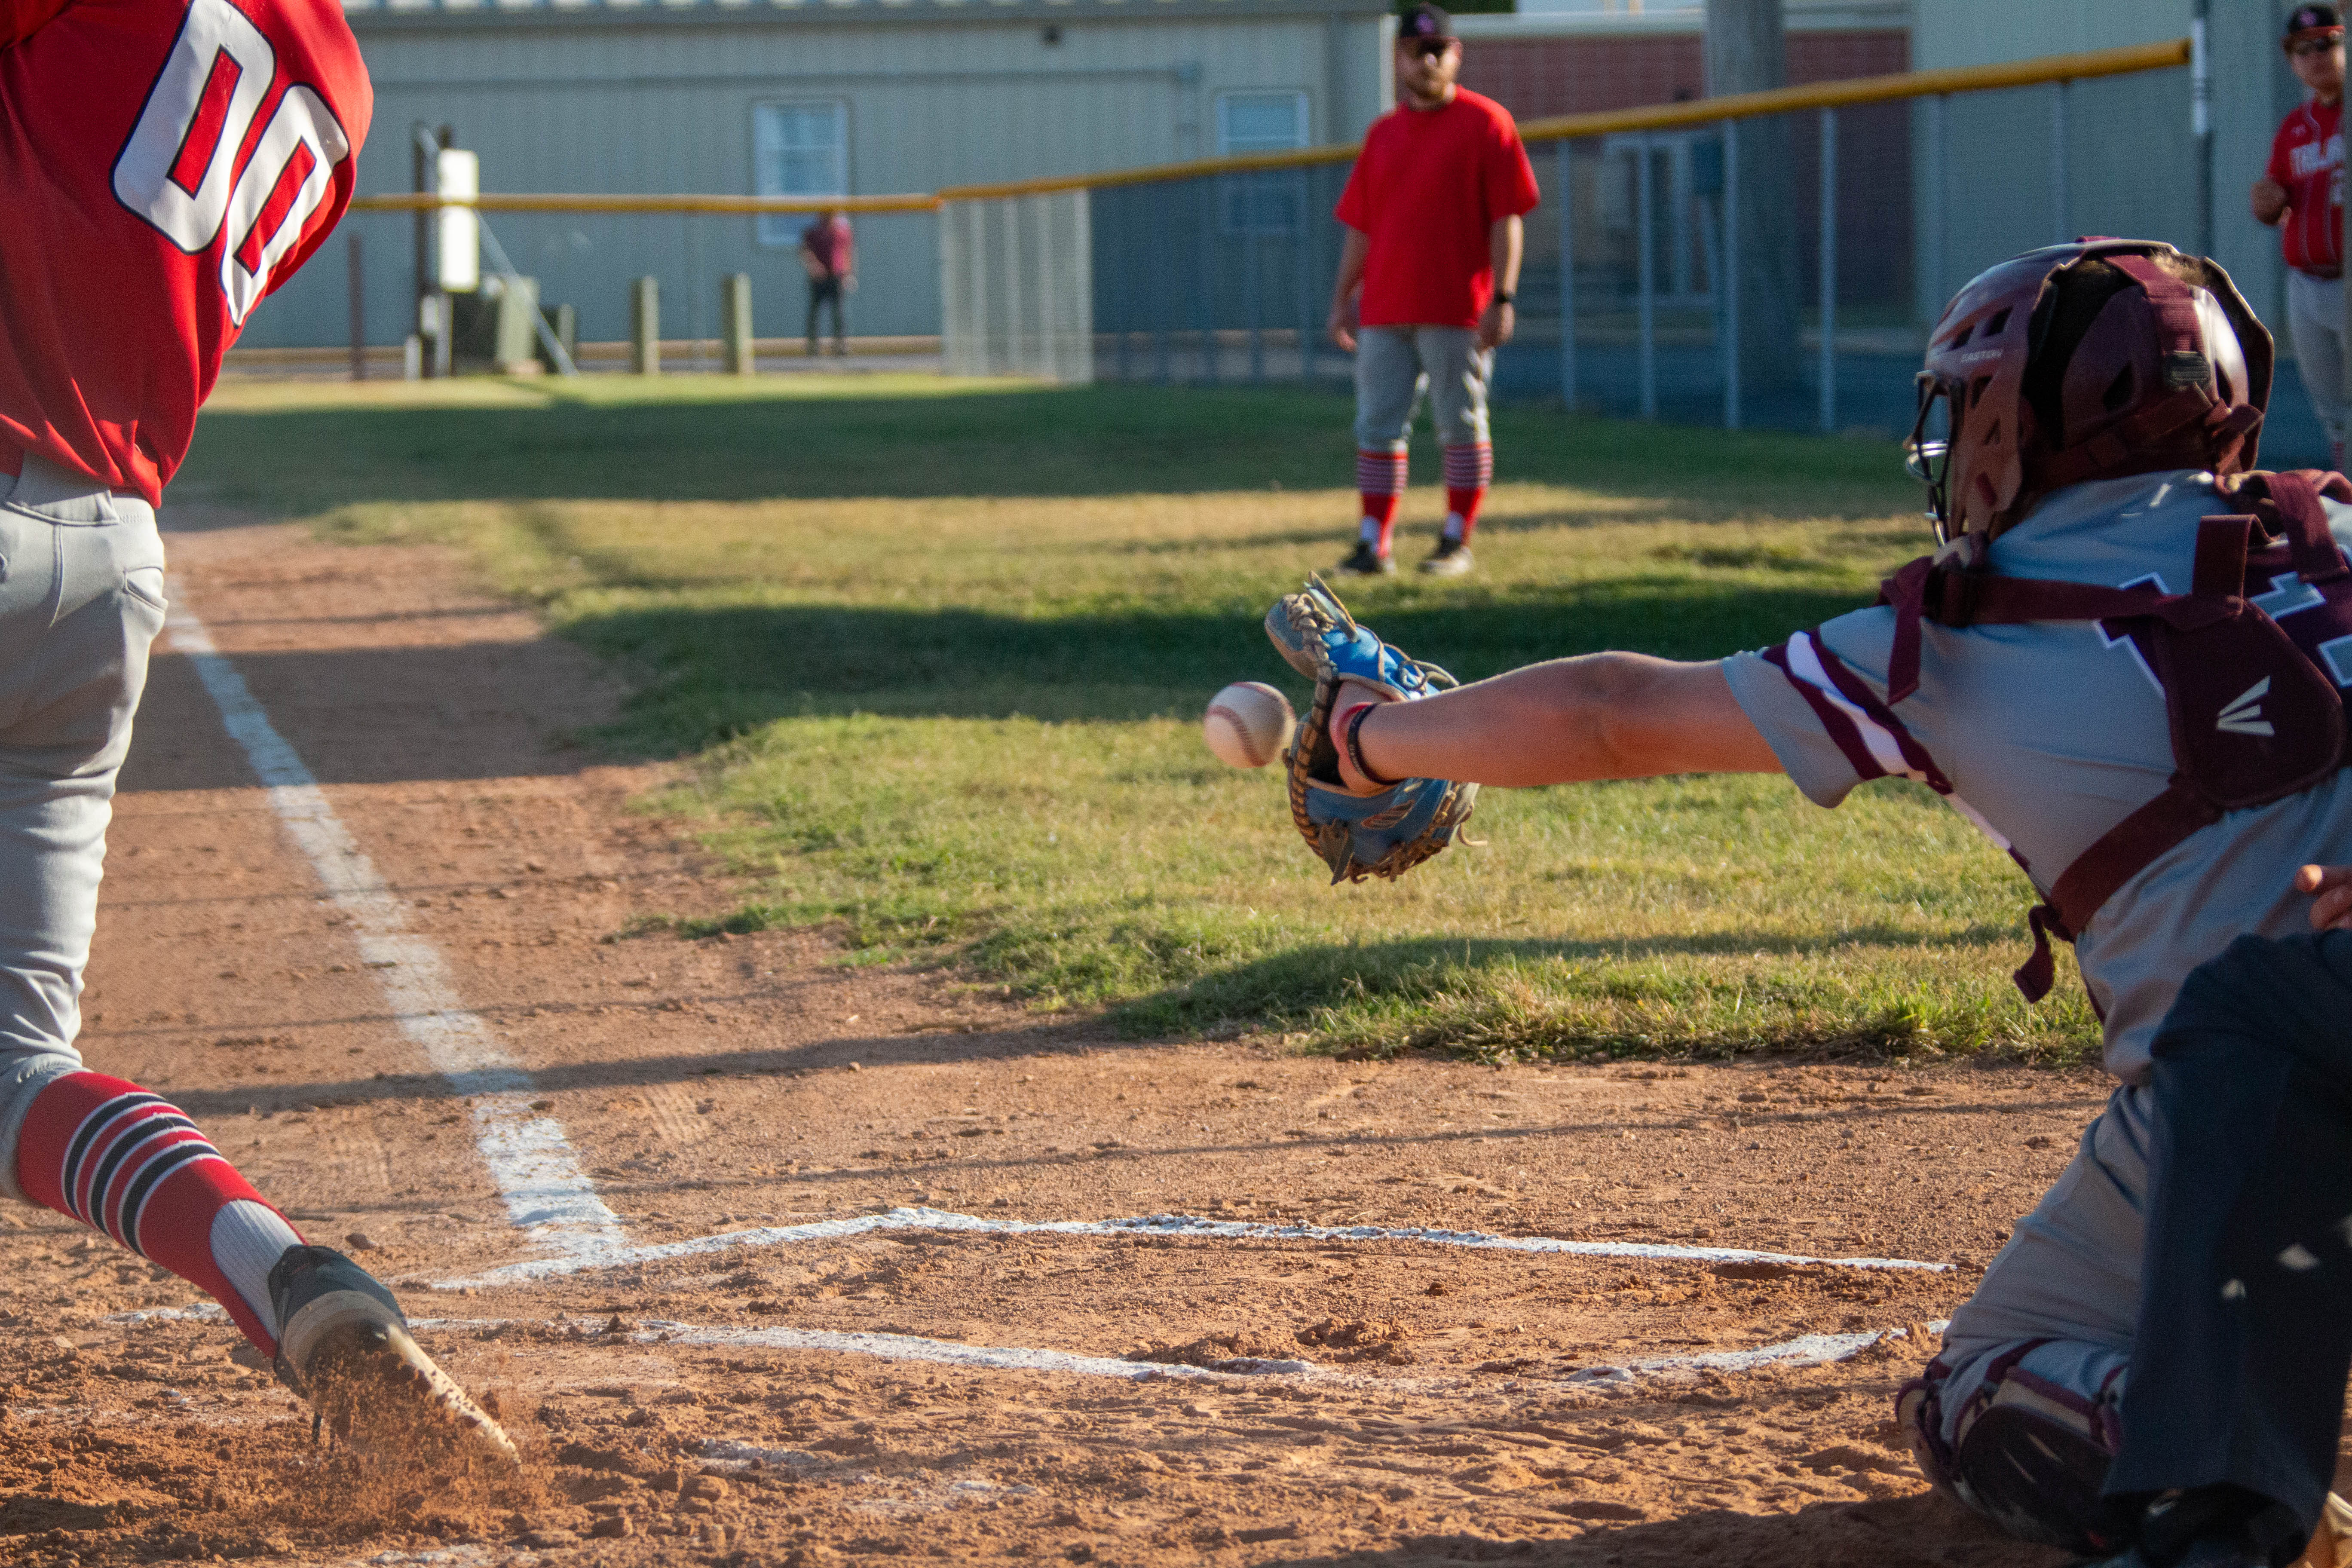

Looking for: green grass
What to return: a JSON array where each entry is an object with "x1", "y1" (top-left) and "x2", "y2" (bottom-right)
[{"x1": 180, "y1": 375, "x2": 2100, "y2": 1064}]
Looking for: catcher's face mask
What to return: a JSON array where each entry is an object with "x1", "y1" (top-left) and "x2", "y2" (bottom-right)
[{"x1": 1906, "y1": 372, "x2": 1957, "y2": 545}]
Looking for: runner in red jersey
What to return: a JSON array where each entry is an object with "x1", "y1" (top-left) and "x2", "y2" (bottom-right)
[
  {"x1": 0, "y1": 0, "x2": 518, "y2": 1469},
  {"x1": 0, "y1": 0, "x2": 371, "y2": 503},
  {"x1": 2255, "y1": 4, "x2": 2349, "y2": 468},
  {"x1": 1326, "y1": 2, "x2": 1540, "y2": 580}
]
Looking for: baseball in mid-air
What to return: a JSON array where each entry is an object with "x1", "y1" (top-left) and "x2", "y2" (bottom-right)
[{"x1": 1203, "y1": 681, "x2": 1295, "y2": 769}]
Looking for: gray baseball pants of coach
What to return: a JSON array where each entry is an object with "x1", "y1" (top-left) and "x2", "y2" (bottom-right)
[
  {"x1": 1353, "y1": 325, "x2": 1491, "y2": 453},
  {"x1": 0, "y1": 453, "x2": 168, "y2": 1204},
  {"x1": 2288, "y1": 267, "x2": 2349, "y2": 455}
]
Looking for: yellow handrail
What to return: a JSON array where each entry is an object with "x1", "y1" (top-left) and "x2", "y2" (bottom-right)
[
  {"x1": 345, "y1": 36, "x2": 2191, "y2": 215},
  {"x1": 1518, "y1": 36, "x2": 2191, "y2": 143},
  {"x1": 349, "y1": 191, "x2": 940, "y2": 214}
]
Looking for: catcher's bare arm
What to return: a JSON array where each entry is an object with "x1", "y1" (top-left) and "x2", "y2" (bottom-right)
[{"x1": 1348, "y1": 655, "x2": 1782, "y2": 789}]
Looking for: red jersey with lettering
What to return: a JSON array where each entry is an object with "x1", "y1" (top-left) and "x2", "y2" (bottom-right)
[
  {"x1": 2267, "y1": 95, "x2": 2343, "y2": 276},
  {"x1": 0, "y1": 0, "x2": 372, "y2": 505},
  {"x1": 1334, "y1": 89, "x2": 1540, "y2": 328}
]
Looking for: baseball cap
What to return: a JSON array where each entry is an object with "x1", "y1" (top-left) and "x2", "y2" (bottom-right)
[
  {"x1": 1398, "y1": 3, "x2": 1455, "y2": 43},
  {"x1": 2286, "y1": 4, "x2": 2344, "y2": 45}
]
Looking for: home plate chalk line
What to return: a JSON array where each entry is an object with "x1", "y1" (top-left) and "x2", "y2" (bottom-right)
[
  {"x1": 443, "y1": 1205, "x2": 1952, "y2": 1289},
  {"x1": 163, "y1": 582, "x2": 1954, "y2": 1405},
  {"x1": 107, "y1": 1302, "x2": 1952, "y2": 1393}
]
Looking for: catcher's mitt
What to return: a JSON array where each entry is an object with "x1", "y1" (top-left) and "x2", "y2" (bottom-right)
[{"x1": 1263, "y1": 576, "x2": 1478, "y2": 883}]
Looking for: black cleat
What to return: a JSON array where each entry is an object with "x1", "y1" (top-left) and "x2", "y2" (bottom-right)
[
  {"x1": 1335, "y1": 541, "x2": 1395, "y2": 576},
  {"x1": 270, "y1": 1244, "x2": 519, "y2": 1471}
]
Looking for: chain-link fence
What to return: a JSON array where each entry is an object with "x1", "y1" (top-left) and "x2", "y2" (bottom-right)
[
  {"x1": 334, "y1": 39, "x2": 2217, "y2": 442},
  {"x1": 921, "y1": 38, "x2": 2199, "y2": 437}
]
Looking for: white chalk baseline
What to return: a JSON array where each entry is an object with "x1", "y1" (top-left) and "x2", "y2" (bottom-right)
[{"x1": 162, "y1": 582, "x2": 1953, "y2": 1401}]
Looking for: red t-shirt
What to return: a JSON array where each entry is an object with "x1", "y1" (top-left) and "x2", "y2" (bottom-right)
[
  {"x1": 1334, "y1": 89, "x2": 1541, "y2": 329},
  {"x1": 2267, "y1": 95, "x2": 2343, "y2": 276},
  {"x1": 802, "y1": 215, "x2": 853, "y2": 279},
  {"x1": 0, "y1": 0, "x2": 372, "y2": 505}
]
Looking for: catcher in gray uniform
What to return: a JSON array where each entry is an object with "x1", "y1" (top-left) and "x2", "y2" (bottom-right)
[{"x1": 1260, "y1": 239, "x2": 2352, "y2": 1568}]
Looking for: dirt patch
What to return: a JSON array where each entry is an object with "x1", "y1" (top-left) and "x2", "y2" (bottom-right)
[{"x1": 0, "y1": 517, "x2": 2116, "y2": 1565}]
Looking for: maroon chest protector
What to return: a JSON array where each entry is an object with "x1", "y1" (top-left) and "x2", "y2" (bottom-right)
[{"x1": 1879, "y1": 469, "x2": 2352, "y2": 1000}]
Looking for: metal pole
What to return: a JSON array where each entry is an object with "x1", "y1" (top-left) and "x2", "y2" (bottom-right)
[
  {"x1": 1558, "y1": 138, "x2": 1577, "y2": 410},
  {"x1": 1296, "y1": 183, "x2": 1317, "y2": 384},
  {"x1": 1723, "y1": 117, "x2": 1740, "y2": 431},
  {"x1": 1924, "y1": 94, "x2": 1946, "y2": 326},
  {"x1": 686, "y1": 215, "x2": 704, "y2": 373},
  {"x1": 1246, "y1": 220, "x2": 1264, "y2": 383},
  {"x1": 2052, "y1": 80, "x2": 2071, "y2": 245},
  {"x1": 1637, "y1": 132, "x2": 1657, "y2": 421},
  {"x1": 411, "y1": 122, "x2": 432, "y2": 378},
  {"x1": 2192, "y1": 0, "x2": 2213, "y2": 257},
  {"x1": 1819, "y1": 107, "x2": 1836, "y2": 433},
  {"x1": 347, "y1": 230, "x2": 366, "y2": 383},
  {"x1": 1197, "y1": 179, "x2": 1218, "y2": 385},
  {"x1": 1153, "y1": 187, "x2": 1170, "y2": 384}
]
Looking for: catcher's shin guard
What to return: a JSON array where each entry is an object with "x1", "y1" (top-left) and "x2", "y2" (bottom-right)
[
  {"x1": 1265, "y1": 577, "x2": 1478, "y2": 883},
  {"x1": 1899, "y1": 1356, "x2": 2132, "y2": 1556}
]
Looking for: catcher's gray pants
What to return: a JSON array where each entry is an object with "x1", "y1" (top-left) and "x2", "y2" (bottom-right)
[
  {"x1": 1353, "y1": 325, "x2": 1491, "y2": 454},
  {"x1": 1900, "y1": 1086, "x2": 2150, "y2": 1544},
  {"x1": 2288, "y1": 267, "x2": 2348, "y2": 455},
  {"x1": 0, "y1": 454, "x2": 168, "y2": 1203}
]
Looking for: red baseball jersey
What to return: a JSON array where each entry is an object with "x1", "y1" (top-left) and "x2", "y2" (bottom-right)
[
  {"x1": 801, "y1": 214, "x2": 853, "y2": 279},
  {"x1": 1335, "y1": 89, "x2": 1540, "y2": 329},
  {"x1": 0, "y1": 0, "x2": 372, "y2": 505},
  {"x1": 2266, "y1": 95, "x2": 2343, "y2": 276}
]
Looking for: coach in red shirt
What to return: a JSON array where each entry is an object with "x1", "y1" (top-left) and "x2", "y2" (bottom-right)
[
  {"x1": 1328, "y1": 3, "x2": 1541, "y2": 578},
  {"x1": 2256, "y1": 3, "x2": 2348, "y2": 469}
]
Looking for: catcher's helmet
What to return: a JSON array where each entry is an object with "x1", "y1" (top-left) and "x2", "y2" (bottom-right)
[{"x1": 1905, "y1": 239, "x2": 2272, "y2": 543}]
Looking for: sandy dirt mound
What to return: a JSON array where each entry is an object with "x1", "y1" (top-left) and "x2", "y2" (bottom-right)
[{"x1": 0, "y1": 518, "x2": 2126, "y2": 1565}]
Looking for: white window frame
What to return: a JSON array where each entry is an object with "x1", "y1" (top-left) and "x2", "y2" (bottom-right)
[
  {"x1": 753, "y1": 99, "x2": 849, "y2": 248},
  {"x1": 1216, "y1": 89, "x2": 1311, "y2": 238}
]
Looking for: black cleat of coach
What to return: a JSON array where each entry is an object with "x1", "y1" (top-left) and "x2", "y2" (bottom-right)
[{"x1": 269, "y1": 1244, "x2": 520, "y2": 1471}]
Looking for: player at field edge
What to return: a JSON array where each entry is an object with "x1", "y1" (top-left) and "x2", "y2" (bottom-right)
[
  {"x1": 801, "y1": 207, "x2": 856, "y2": 358},
  {"x1": 1326, "y1": 1, "x2": 1540, "y2": 580},
  {"x1": 0, "y1": 0, "x2": 516, "y2": 1468},
  {"x1": 1299, "y1": 239, "x2": 2352, "y2": 1568},
  {"x1": 2253, "y1": 4, "x2": 2349, "y2": 473}
]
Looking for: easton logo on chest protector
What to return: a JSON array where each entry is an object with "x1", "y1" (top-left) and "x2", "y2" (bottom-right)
[{"x1": 1879, "y1": 469, "x2": 2352, "y2": 1001}]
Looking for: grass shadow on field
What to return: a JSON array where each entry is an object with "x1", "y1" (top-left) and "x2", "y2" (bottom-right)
[
  {"x1": 181, "y1": 379, "x2": 1917, "y2": 519},
  {"x1": 572, "y1": 581, "x2": 1876, "y2": 752},
  {"x1": 1107, "y1": 925, "x2": 2035, "y2": 1057}
]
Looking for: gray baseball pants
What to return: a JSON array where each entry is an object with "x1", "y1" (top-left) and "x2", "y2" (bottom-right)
[
  {"x1": 2288, "y1": 267, "x2": 2348, "y2": 457},
  {"x1": 0, "y1": 453, "x2": 168, "y2": 1203},
  {"x1": 1353, "y1": 325, "x2": 1491, "y2": 453}
]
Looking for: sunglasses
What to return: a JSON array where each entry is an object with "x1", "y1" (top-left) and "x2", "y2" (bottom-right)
[
  {"x1": 1403, "y1": 38, "x2": 1455, "y2": 57},
  {"x1": 2291, "y1": 36, "x2": 2343, "y2": 56}
]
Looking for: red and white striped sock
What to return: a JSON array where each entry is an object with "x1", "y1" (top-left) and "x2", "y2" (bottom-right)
[
  {"x1": 14, "y1": 1072, "x2": 303, "y2": 1356},
  {"x1": 1441, "y1": 443, "x2": 1493, "y2": 543},
  {"x1": 1355, "y1": 448, "x2": 1409, "y2": 554}
]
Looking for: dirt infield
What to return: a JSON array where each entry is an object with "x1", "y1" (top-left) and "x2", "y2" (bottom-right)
[{"x1": 0, "y1": 518, "x2": 2112, "y2": 1566}]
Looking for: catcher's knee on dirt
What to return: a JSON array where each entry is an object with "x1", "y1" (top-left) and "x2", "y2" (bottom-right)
[{"x1": 1899, "y1": 1348, "x2": 2132, "y2": 1556}]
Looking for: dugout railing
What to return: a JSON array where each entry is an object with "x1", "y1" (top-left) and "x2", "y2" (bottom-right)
[{"x1": 346, "y1": 36, "x2": 2200, "y2": 434}]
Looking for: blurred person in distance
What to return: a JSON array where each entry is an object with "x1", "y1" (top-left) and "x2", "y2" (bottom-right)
[
  {"x1": 1326, "y1": 1, "x2": 1540, "y2": 579},
  {"x1": 2253, "y1": 4, "x2": 2348, "y2": 470},
  {"x1": 801, "y1": 206, "x2": 856, "y2": 358}
]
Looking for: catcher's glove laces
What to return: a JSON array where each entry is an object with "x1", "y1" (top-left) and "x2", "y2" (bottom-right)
[{"x1": 1263, "y1": 576, "x2": 1477, "y2": 883}]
